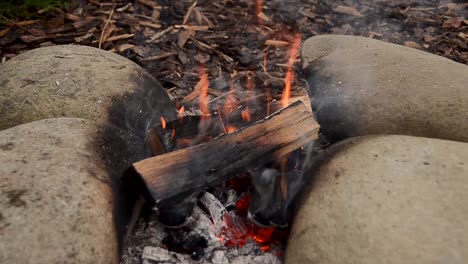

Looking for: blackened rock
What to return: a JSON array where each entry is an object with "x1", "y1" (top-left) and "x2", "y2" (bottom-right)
[
  {"x1": 301, "y1": 35, "x2": 468, "y2": 143},
  {"x1": 0, "y1": 118, "x2": 147, "y2": 263}
]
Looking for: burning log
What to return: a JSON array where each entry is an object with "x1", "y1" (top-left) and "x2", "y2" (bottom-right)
[{"x1": 133, "y1": 101, "x2": 319, "y2": 202}]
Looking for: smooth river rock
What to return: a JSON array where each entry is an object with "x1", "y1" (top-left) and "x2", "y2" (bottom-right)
[
  {"x1": 0, "y1": 118, "x2": 147, "y2": 263},
  {"x1": 301, "y1": 35, "x2": 468, "y2": 143},
  {"x1": 286, "y1": 135, "x2": 468, "y2": 264},
  {"x1": 0, "y1": 45, "x2": 176, "y2": 135}
]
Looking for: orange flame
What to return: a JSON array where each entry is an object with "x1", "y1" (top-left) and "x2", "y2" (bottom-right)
[
  {"x1": 171, "y1": 128, "x2": 176, "y2": 140},
  {"x1": 199, "y1": 73, "x2": 209, "y2": 115},
  {"x1": 160, "y1": 116, "x2": 166, "y2": 129},
  {"x1": 178, "y1": 106, "x2": 185, "y2": 119},
  {"x1": 217, "y1": 105, "x2": 228, "y2": 134},
  {"x1": 282, "y1": 34, "x2": 302, "y2": 108},
  {"x1": 226, "y1": 125, "x2": 237, "y2": 133},
  {"x1": 241, "y1": 109, "x2": 251, "y2": 122}
]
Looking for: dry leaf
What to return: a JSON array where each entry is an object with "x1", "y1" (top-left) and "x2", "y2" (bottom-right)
[
  {"x1": 0, "y1": 27, "x2": 11, "y2": 38},
  {"x1": 423, "y1": 33, "x2": 436, "y2": 43},
  {"x1": 442, "y1": 17, "x2": 463, "y2": 29},
  {"x1": 178, "y1": 28, "x2": 195, "y2": 48},
  {"x1": 404, "y1": 41, "x2": 422, "y2": 49},
  {"x1": 333, "y1": 5, "x2": 364, "y2": 17}
]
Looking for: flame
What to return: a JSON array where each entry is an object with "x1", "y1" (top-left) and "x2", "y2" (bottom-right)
[
  {"x1": 199, "y1": 73, "x2": 210, "y2": 115},
  {"x1": 178, "y1": 106, "x2": 185, "y2": 119},
  {"x1": 282, "y1": 34, "x2": 302, "y2": 108},
  {"x1": 241, "y1": 109, "x2": 251, "y2": 122},
  {"x1": 198, "y1": 67, "x2": 211, "y2": 134},
  {"x1": 242, "y1": 72, "x2": 255, "y2": 122},
  {"x1": 222, "y1": 81, "x2": 239, "y2": 132},
  {"x1": 160, "y1": 116, "x2": 166, "y2": 129},
  {"x1": 226, "y1": 125, "x2": 237, "y2": 133},
  {"x1": 171, "y1": 128, "x2": 176, "y2": 140},
  {"x1": 217, "y1": 105, "x2": 228, "y2": 133}
]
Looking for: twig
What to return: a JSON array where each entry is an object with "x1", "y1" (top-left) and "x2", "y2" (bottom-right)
[
  {"x1": 136, "y1": 0, "x2": 162, "y2": 9},
  {"x1": 139, "y1": 52, "x2": 175, "y2": 62},
  {"x1": 208, "y1": 89, "x2": 237, "y2": 103},
  {"x1": 174, "y1": 25, "x2": 209, "y2": 31},
  {"x1": 265, "y1": 39, "x2": 290, "y2": 47},
  {"x1": 147, "y1": 26, "x2": 174, "y2": 43},
  {"x1": 99, "y1": 5, "x2": 115, "y2": 49},
  {"x1": 183, "y1": 1, "x2": 198, "y2": 25},
  {"x1": 139, "y1": 21, "x2": 162, "y2": 29},
  {"x1": 93, "y1": 33, "x2": 134, "y2": 43}
]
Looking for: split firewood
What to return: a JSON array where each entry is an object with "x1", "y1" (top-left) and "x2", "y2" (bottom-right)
[{"x1": 133, "y1": 101, "x2": 319, "y2": 202}]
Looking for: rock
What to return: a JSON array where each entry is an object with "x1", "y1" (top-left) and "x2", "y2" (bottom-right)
[
  {"x1": 0, "y1": 45, "x2": 176, "y2": 134},
  {"x1": 301, "y1": 35, "x2": 468, "y2": 143},
  {"x1": 286, "y1": 135, "x2": 468, "y2": 264},
  {"x1": 0, "y1": 118, "x2": 147, "y2": 263}
]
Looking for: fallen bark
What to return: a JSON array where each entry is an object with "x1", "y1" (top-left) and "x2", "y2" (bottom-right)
[{"x1": 133, "y1": 101, "x2": 319, "y2": 202}]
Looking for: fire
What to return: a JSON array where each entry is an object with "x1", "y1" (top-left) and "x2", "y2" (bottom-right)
[
  {"x1": 199, "y1": 73, "x2": 210, "y2": 115},
  {"x1": 178, "y1": 106, "x2": 185, "y2": 119},
  {"x1": 160, "y1": 116, "x2": 166, "y2": 129},
  {"x1": 282, "y1": 34, "x2": 302, "y2": 108},
  {"x1": 241, "y1": 109, "x2": 251, "y2": 122},
  {"x1": 226, "y1": 125, "x2": 237, "y2": 133}
]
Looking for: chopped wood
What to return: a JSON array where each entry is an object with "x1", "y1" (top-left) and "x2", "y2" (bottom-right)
[
  {"x1": 269, "y1": 95, "x2": 312, "y2": 113},
  {"x1": 133, "y1": 101, "x2": 319, "y2": 202}
]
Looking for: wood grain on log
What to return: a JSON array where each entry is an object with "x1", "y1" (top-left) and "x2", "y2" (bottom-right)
[{"x1": 133, "y1": 101, "x2": 319, "y2": 202}]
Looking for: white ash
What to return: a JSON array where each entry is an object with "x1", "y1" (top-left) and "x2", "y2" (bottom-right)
[{"x1": 121, "y1": 190, "x2": 284, "y2": 264}]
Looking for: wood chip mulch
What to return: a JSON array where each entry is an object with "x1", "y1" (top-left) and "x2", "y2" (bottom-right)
[{"x1": 1, "y1": 0, "x2": 467, "y2": 118}]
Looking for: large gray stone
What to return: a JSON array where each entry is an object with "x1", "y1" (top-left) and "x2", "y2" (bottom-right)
[
  {"x1": 0, "y1": 45, "x2": 176, "y2": 135},
  {"x1": 302, "y1": 35, "x2": 468, "y2": 143},
  {"x1": 286, "y1": 135, "x2": 468, "y2": 264},
  {"x1": 0, "y1": 118, "x2": 147, "y2": 263}
]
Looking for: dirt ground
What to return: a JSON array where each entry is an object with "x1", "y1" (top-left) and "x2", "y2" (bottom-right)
[{"x1": 1, "y1": 1, "x2": 467, "y2": 109}]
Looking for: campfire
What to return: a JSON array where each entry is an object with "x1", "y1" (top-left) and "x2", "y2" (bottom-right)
[
  {"x1": 124, "y1": 45, "x2": 318, "y2": 264},
  {"x1": 120, "y1": 1, "x2": 321, "y2": 263}
]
